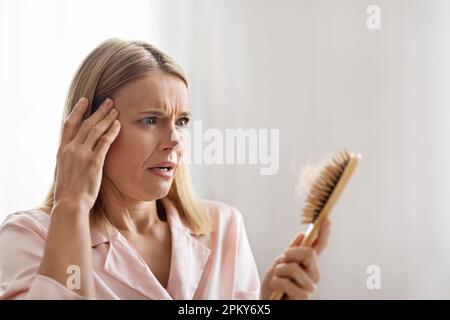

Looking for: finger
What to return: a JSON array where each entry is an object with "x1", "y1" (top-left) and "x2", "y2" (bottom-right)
[
  {"x1": 275, "y1": 263, "x2": 316, "y2": 292},
  {"x1": 265, "y1": 254, "x2": 286, "y2": 287},
  {"x1": 312, "y1": 219, "x2": 332, "y2": 255},
  {"x1": 74, "y1": 98, "x2": 114, "y2": 144},
  {"x1": 288, "y1": 232, "x2": 305, "y2": 248},
  {"x1": 84, "y1": 108, "x2": 118, "y2": 149},
  {"x1": 270, "y1": 254, "x2": 286, "y2": 268},
  {"x1": 318, "y1": 217, "x2": 331, "y2": 234},
  {"x1": 284, "y1": 247, "x2": 320, "y2": 282},
  {"x1": 270, "y1": 277, "x2": 311, "y2": 300},
  {"x1": 60, "y1": 97, "x2": 89, "y2": 146},
  {"x1": 94, "y1": 120, "x2": 121, "y2": 158},
  {"x1": 284, "y1": 288, "x2": 311, "y2": 300}
]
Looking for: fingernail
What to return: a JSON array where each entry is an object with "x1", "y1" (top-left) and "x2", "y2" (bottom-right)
[
  {"x1": 110, "y1": 108, "x2": 117, "y2": 115},
  {"x1": 104, "y1": 98, "x2": 113, "y2": 106},
  {"x1": 78, "y1": 97, "x2": 87, "y2": 105}
]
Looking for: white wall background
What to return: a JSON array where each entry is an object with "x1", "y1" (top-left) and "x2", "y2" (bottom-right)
[
  {"x1": 1, "y1": 0, "x2": 450, "y2": 299},
  {"x1": 0, "y1": 0, "x2": 152, "y2": 216}
]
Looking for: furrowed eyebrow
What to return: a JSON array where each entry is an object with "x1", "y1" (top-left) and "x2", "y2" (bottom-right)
[
  {"x1": 138, "y1": 109, "x2": 191, "y2": 117},
  {"x1": 178, "y1": 111, "x2": 191, "y2": 118}
]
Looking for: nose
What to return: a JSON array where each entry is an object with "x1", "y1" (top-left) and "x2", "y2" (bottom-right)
[{"x1": 161, "y1": 126, "x2": 182, "y2": 152}]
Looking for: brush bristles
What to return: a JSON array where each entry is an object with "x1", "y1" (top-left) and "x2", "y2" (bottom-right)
[{"x1": 302, "y1": 149, "x2": 351, "y2": 224}]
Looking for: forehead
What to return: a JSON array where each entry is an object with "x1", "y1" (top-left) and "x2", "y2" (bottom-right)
[{"x1": 112, "y1": 71, "x2": 188, "y2": 114}]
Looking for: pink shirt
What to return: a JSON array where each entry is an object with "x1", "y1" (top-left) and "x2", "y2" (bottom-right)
[{"x1": 0, "y1": 198, "x2": 261, "y2": 299}]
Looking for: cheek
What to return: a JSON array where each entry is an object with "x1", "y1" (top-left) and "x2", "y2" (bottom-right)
[
  {"x1": 103, "y1": 126, "x2": 157, "y2": 172},
  {"x1": 175, "y1": 139, "x2": 184, "y2": 158},
  {"x1": 177, "y1": 132, "x2": 189, "y2": 159}
]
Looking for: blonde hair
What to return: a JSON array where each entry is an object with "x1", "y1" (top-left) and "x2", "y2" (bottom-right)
[{"x1": 38, "y1": 38, "x2": 212, "y2": 235}]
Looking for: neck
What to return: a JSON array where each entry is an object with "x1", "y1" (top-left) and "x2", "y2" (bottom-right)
[{"x1": 101, "y1": 187, "x2": 162, "y2": 234}]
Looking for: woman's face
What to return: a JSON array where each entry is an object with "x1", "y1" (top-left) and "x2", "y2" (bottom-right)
[{"x1": 102, "y1": 70, "x2": 189, "y2": 201}]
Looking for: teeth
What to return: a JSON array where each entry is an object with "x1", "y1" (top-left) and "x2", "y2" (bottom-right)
[{"x1": 150, "y1": 166, "x2": 173, "y2": 171}]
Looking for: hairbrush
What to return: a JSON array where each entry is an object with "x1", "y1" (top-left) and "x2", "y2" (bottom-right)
[{"x1": 269, "y1": 149, "x2": 361, "y2": 300}]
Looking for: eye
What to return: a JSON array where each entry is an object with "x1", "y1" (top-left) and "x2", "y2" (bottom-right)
[
  {"x1": 142, "y1": 116, "x2": 157, "y2": 126},
  {"x1": 176, "y1": 117, "x2": 190, "y2": 128}
]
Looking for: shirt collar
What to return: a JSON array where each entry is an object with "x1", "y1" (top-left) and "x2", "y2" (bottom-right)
[{"x1": 90, "y1": 197, "x2": 212, "y2": 299}]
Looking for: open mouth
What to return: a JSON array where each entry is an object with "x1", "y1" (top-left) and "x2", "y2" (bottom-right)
[
  {"x1": 152, "y1": 167, "x2": 173, "y2": 171},
  {"x1": 148, "y1": 166, "x2": 175, "y2": 179}
]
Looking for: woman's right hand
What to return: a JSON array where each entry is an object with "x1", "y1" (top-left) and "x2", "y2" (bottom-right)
[{"x1": 54, "y1": 97, "x2": 121, "y2": 211}]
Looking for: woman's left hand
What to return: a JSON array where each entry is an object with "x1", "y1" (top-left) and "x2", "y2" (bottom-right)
[{"x1": 260, "y1": 218, "x2": 331, "y2": 300}]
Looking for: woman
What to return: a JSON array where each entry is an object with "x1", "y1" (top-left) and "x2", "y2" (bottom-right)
[{"x1": 0, "y1": 38, "x2": 331, "y2": 300}]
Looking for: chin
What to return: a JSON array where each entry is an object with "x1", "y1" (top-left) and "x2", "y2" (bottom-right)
[{"x1": 145, "y1": 186, "x2": 171, "y2": 200}]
